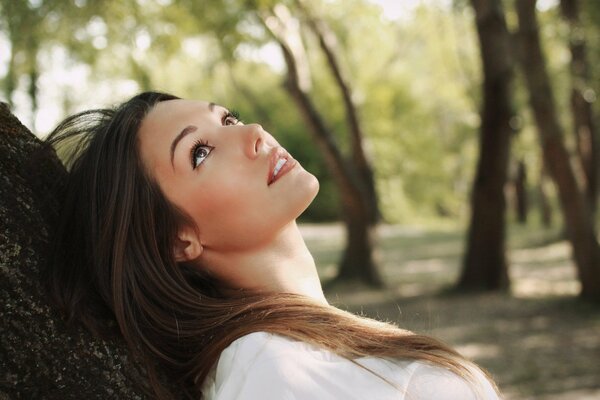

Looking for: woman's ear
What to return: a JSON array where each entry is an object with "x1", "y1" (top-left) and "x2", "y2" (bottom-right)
[{"x1": 174, "y1": 227, "x2": 203, "y2": 262}]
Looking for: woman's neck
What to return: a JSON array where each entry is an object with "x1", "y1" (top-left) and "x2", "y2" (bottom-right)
[{"x1": 200, "y1": 221, "x2": 328, "y2": 305}]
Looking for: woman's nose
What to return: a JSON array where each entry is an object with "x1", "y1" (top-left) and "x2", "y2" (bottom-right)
[{"x1": 243, "y1": 123, "x2": 264, "y2": 159}]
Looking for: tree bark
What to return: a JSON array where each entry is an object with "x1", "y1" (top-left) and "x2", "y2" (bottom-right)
[
  {"x1": 0, "y1": 103, "x2": 154, "y2": 398},
  {"x1": 261, "y1": 6, "x2": 383, "y2": 286},
  {"x1": 296, "y1": 0, "x2": 380, "y2": 224},
  {"x1": 516, "y1": 0, "x2": 600, "y2": 302},
  {"x1": 458, "y1": 0, "x2": 513, "y2": 291},
  {"x1": 560, "y1": 0, "x2": 599, "y2": 215}
]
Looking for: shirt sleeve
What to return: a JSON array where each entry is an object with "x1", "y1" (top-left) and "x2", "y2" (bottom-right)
[{"x1": 404, "y1": 362, "x2": 500, "y2": 400}]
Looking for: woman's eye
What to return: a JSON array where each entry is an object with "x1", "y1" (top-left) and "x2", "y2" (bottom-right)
[
  {"x1": 191, "y1": 142, "x2": 213, "y2": 169},
  {"x1": 224, "y1": 116, "x2": 237, "y2": 126},
  {"x1": 222, "y1": 110, "x2": 241, "y2": 126}
]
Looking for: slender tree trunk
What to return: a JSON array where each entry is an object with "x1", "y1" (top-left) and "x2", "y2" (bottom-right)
[
  {"x1": 283, "y1": 57, "x2": 382, "y2": 286},
  {"x1": 27, "y1": 47, "x2": 39, "y2": 130},
  {"x1": 458, "y1": 0, "x2": 513, "y2": 291},
  {"x1": 297, "y1": 0, "x2": 380, "y2": 224},
  {"x1": 515, "y1": 159, "x2": 528, "y2": 224},
  {"x1": 560, "y1": 0, "x2": 598, "y2": 215},
  {"x1": 516, "y1": 0, "x2": 600, "y2": 302},
  {"x1": 539, "y1": 163, "x2": 553, "y2": 227},
  {"x1": 261, "y1": 7, "x2": 383, "y2": 286}
]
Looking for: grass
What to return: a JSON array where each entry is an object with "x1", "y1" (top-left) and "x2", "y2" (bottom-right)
[{"x1": 300, "y1": 222, "x2": 600, "y2": 400}]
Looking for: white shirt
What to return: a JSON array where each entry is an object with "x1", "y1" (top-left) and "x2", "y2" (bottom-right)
[{"x1": 201, "y1": 332, "x2": 500, "y2": 400}]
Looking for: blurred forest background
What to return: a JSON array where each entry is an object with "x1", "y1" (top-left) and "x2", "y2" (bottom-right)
[{"x1": 2, "y1": 0, "x2": 600, "y2": 398}]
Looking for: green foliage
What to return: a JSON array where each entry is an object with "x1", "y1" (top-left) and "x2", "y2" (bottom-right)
[
  {"x1": 340, "y1": 2, "x2": 481, "y2": 222},
  {"x1": 1, "y1": 0, "x2": 597, "y2": 224}
]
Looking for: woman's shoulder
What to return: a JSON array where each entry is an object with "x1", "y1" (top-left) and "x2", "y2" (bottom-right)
[
  {"x1": 222, "y1": 331, "x2": 320, "y2": 358},
  {"x1": 405, "y1": 360, "x2": 500, "y2": 400},
  {"x1": 216, "y1": 332, "x2": 307, "y2": 369},
  {"x1": 219, "y1": 331, "x2": 276, "y2": 363},
  {"x1": 203, "y1": 332, "x2": 326, "y2": 399},
  {"x1": 203, "y1": 332, "x2": 500, "y2": 400},
  {"x1": 226, "y1": 331, "x2": 290, "y2": 354}
]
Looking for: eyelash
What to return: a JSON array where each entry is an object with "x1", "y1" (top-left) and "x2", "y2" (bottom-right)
[
  {"x1": 222, "y1": 109, "x2": 242, "y2": 125},
  {"x1": 189, "y1": 109, "x2": 241, "y2": 169},
  {"x1": 190, "y1": 139, "x2": 213, "y2": 170}
]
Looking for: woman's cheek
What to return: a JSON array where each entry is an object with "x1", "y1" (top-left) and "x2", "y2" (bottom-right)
[{"x1": 189, "y1": 187, "x2": 259, "y2": 246}]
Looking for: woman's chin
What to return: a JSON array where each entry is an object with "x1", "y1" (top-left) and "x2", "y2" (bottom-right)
[
  {"x1": 299, "y1": 173, "x2": 320, "y2": 208},
  {"x1": 291, "y1": 175, "x2": 319, "y2": 221}
]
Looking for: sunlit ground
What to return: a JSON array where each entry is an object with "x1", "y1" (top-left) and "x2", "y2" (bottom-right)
[{"x1": 300, "y1": 223, "x2": 600, "y2": 400}]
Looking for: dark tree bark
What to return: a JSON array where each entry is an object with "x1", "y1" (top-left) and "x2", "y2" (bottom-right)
[
  {"x1": 458, "y1": 0, "x2": 513, "y2": 291},
  {"x1": 0, "y1": 104, "x2": 153, "y2": 398},
  {"x1": 261, "y1": 7, "x2": 383, "y2": 286},
  {"x1": 560, "y1": 0, "x2": 599, "y2": 215},
  {"x1": 516, "y1": 0, "x2": 600, "y2": 302},
  {"x1": 515, "y1": 160, "x2": 528, "y2": 224}
]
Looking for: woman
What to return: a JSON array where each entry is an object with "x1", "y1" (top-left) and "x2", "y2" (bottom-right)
[{"x1": 46, "y1": 91, "x2": 500, "y2": 399}]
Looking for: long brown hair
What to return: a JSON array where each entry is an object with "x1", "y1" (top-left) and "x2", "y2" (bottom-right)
[{"x1": 45, "y1": 92, "x2": 491, "y2": 399}]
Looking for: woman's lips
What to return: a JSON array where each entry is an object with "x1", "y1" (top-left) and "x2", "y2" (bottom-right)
[{"x1": 268, "y1": 147, "x2": 297, "y2": 185}]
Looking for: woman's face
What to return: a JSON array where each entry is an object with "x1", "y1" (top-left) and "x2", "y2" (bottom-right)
[{"x1": 138, "y1": 99, "x2": 319, "y2": 254}]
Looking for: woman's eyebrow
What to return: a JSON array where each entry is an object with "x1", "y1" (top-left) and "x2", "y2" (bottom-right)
[
  {"x1": 209, "y1": 102, "x2": 229, "y2": 114},
  {"x1": 170, "y1": 125, "x2": 198, "y2": 168}
]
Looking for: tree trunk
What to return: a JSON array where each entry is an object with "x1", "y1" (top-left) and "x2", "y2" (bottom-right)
[
  {"x1": 27, "y1": 48, "x2": 39, "y2": 130},
  {"x1": 539, "y1": 163, "x2": 553, "y2": 227},
  {"x1": 261, "y1": 6, "x2": 383, "y2": 286},
  {"x1": 297, "y1": 0, "x2": 380, "y2": 224},
  {"x1": 515, "y1": 160, "x2": 528, "y2": 224},
  {"x1": 560, "y1": 0, "x2": 599, "y2": 215},
  {"x1": 516, "y1": 0, "x2": 600, "y2": 302},
  {"x1": 283, "y1": 60, "x2": 382, "y2": 286},
  {"x1": 458, "y1": 0, "x2": 513, "y2": 291},
  {"x1": 0, "y1": 103, "x2": 155, "y2": 398}
]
